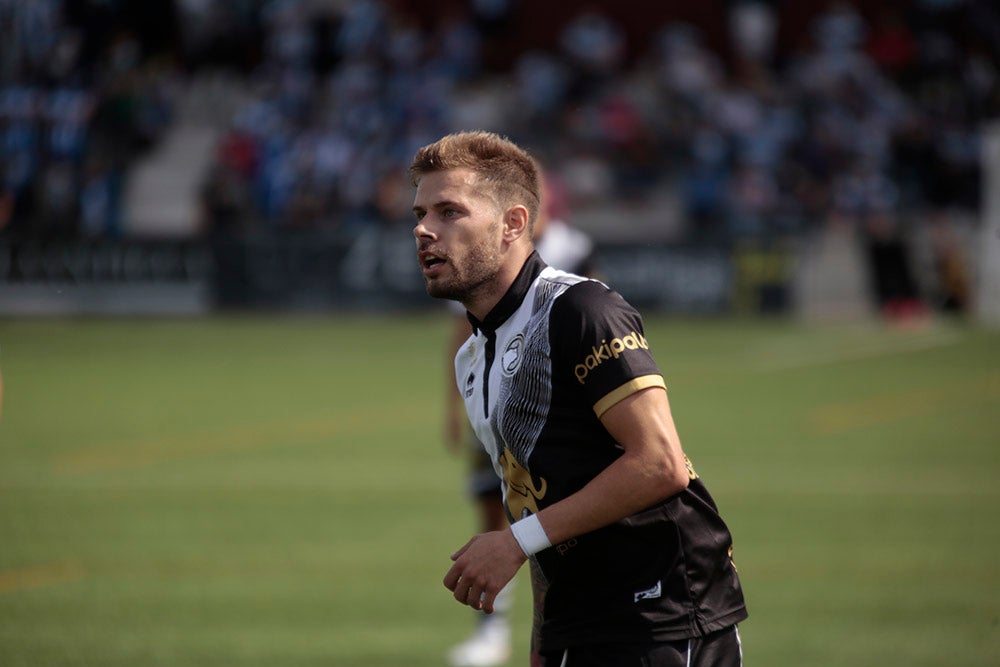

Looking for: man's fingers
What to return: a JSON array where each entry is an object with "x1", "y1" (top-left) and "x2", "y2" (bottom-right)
[
  {"x1": 463, "y1": 581, "x2": 482, "y2": 608},
  {"x1": 443, "y1": 561, "x2": 462, "y2": 591},
  {"x1": 453, "y1": 578, "x2": 483, "y2": 609},
  {"x1": 447, "y1": 568, "x2": 493, "y2": 610},
  {"x1": 453, "y1": 581, "x2": 469, "y2": 604},
  {"x1": 479, "y1": 589, "x2": 496, "y2": 614},
  {"x1": 444, "y1": 531, "x2": 523, "y2": 611},
  {"x1": 450, "y1": 540, "x2": 473, "y2": 561}
]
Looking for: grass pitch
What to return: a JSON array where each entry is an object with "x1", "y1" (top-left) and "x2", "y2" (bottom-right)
[{"x1": 0, "y1": 314, "x2": 997, "y2": 666}]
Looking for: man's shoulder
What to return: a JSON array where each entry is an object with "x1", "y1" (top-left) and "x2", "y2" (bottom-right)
[{"x1": 545, "y1": 275, "x2": 625, "y2": 319}]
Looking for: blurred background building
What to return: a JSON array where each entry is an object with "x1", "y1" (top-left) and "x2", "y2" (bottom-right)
[{"x1": 0, "y1": 0, "x2": 998, "y2": 320}]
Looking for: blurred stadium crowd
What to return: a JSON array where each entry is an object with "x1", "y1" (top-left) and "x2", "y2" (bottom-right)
[{"x1": 1, "y1": 0, "x2": 998, "y2": 313}]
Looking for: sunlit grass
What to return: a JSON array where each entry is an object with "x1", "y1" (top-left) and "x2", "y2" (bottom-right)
[{"x1": 0, "y1": 315, "x2": 997, "y2": 666}]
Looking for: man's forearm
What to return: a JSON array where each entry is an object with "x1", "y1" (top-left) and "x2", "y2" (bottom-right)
[{"x1": 532, "y1": 444, "x2": 688, "y2": 548}]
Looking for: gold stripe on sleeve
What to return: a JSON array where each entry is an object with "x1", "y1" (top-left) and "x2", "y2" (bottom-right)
[{"x1": 593, "y1": 375, "x2": 666, "y2": 418}]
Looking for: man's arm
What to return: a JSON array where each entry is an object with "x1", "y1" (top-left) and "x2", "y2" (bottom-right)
[
  {"x1": 443, "y1": 385, "x2": 689, "y2": 612},
  {"x1": 529, "y1": 386, "x2": 690, "y2": 545}
]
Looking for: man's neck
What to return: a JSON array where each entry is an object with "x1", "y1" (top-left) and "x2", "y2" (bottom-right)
[
  {"x1": 466, "y1": 249, "x2": 547, "y2": 333},
  {"x1": 465, "y1": 248, "x2": 533, "y2": 321}
]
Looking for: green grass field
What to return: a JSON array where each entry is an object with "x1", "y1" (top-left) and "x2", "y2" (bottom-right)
[{"x1": 0, "y1": 314, "x2": 997, "y2": 666}]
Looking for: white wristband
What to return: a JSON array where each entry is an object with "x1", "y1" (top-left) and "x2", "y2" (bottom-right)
[{"x1": 510, "y1": 514, "x2": 551, "y2": 556}]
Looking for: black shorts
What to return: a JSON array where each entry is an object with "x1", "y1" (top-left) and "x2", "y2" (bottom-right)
[{"x1": 538, "y1": 625, "x2": 743, "y2": 667}]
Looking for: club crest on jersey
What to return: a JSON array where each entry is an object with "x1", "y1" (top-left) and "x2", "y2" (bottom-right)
[
  {"x1": 574, "y1": 331, "x2": 649, "y2": 384},
  {"x1": 500, "y1": 446, "x2": 547, "y2": 517},
  {"x1": 501, "y1": 333, "x2": 525, "y2": 377},
  {"x1": 465, "y1": 371, "x2": 475, "y2": 398}
]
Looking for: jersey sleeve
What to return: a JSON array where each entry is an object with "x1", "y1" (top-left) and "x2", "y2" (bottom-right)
[{"x1": 549, "y1": 281, "x2": 665, "y2": 417}]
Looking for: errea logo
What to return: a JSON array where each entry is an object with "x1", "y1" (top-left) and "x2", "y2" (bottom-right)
[{"x1": 574, "y1": 331, "x2": 649, "y2": 384}]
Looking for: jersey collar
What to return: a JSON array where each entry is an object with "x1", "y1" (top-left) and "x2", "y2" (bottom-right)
[{"x1": 467, "y1": 251, "x2": 546, "y2": 335}]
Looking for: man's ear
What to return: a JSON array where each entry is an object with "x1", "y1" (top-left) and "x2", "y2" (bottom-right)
[{"x1": 502, "y1": 205, "x2": 530, "y2": 243}]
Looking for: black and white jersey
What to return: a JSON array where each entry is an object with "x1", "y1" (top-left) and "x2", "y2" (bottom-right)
[{"x1": 456, "y1": 252, "x2": 747, "y2": 651}]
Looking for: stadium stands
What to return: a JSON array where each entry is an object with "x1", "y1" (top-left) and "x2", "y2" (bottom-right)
[{"x1": 0, "y1": 0, "x2": 996, "y2": 317}]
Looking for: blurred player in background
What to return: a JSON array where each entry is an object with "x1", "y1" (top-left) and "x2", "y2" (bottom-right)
[
  {"x1": 443, "y1": 167, "x2": 597, "y2": 667},
  {"x1": 412, "y1": 131, "x2": 747, "y2": 667}
]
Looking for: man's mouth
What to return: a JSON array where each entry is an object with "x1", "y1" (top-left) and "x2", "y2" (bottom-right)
[{"x1": 419, "y1": 250, "x2": 447, "y2": 275}]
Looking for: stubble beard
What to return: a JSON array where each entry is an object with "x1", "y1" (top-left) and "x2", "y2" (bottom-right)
[{"x1": 425, "y1": 228, "x2": 502, "y2": 306}]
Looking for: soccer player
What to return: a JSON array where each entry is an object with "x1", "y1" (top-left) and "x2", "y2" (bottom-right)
[
  {"x1": 443, "y1": 171, "x2": 597, "y2": 667},
  {"x1": 411, "y1": 131, "x2": 747, "y2": 667}
]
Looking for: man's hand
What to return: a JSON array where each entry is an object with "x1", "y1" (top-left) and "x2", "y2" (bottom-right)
[{"x1": 443, "y1": 529, "x2": 527, "y2": 613}]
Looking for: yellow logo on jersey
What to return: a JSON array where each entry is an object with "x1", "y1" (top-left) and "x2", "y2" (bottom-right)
[
  {"x1": 573, "y1": 331, "x2": 649, "y2": 384},
  {"x1": 499, "y1": 446, "x2": 547, "y2": 519},
  {"x1": 684, "y1": 454, "x2": 699, "y2": 480}
]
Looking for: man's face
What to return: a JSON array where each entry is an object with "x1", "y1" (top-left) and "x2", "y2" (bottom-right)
[{"x1": 412, "y1": 168, "x2": 505, "y2": 304}]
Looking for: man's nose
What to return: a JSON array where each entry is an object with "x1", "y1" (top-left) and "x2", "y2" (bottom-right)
[{"x1": 413, "y1": 220, "x2": 435, "y2": 240}]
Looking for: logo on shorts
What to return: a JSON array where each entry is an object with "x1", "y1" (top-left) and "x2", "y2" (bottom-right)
[
  {"x1": 501, "y1": 334, "x2": 525, "y2": 377},
  {"x1": 634, "y1": 580, "x2": 662, "y2": 603},
  {"x1": 574, "y1": 331, "x2": 649, "y2": 384}
]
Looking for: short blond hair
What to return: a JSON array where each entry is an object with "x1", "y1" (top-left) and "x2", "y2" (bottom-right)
[{"x1": 409, "y1": 131, "x2": 541, "y2": 227}]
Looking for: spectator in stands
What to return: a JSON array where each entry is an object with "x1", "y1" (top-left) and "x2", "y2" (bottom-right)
[
  {"x1": 0, "y1": 0, "x2": 178, "y2": 239},
  {"x1": 1, "y1": 0, "x2": 987, "y2": 322}
]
